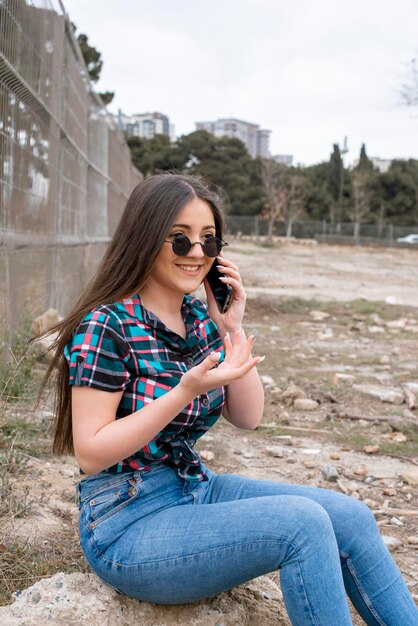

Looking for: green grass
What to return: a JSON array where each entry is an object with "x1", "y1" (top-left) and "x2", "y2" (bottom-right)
[
  {"x1": 333, "y1": 424, "x2": 418, "y2": 460},
  {"x1": 345, "y1": 298, "x2": 415, "y2": 321},
  {"x1": 274, "y1": 297, "x2": 325, "y2": 315}
]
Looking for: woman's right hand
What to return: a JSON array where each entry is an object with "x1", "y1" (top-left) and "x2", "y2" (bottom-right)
[{"x1": 179, "y1": 331, "x2": 264, "y2": 397}]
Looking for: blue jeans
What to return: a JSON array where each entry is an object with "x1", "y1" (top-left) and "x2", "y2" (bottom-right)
[{"x1": 77, "y1": 464, "x2": 418, "y2": 625}]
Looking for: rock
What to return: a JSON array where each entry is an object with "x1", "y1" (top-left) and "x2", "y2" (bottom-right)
[
  {"x1": 260, "y1": 375, "x2": 277, "y2": 389},
  {"x1": 369, "y1": 313, "x2": 384, "y2": 326},
  {"x1": 382, "y1": 536, "x2": 402, "y2": 551},
  {"x1": 399, "y1": 469, "x2": 418, "y2": 486},
  {"x1": 31, "y1": 308, "x2": 63, "y2": 336},
  {"x1": 353, "y1": 384, "x2": 405, "y2": 405},
  {"x1": 293, "y1": 398, "x2": 318, "y2": 411},
  {"x1": 390, "y1": 517, "x2": 403, "y2": 527},
  {"x1": 381, "y1": 432, "x2": 407, "y2": 443},
  {"x1": 278, "y1": 411, "x2": 290, "y2": 422},
  {"x1": 309, "y1": 310, "x2": 329, "y2": 321},
  {"x1": 368, "y1": 326, "x2": 385, "y2": 334},
  {"x1": 242, "y1": 450, "x2": 255, "y2": 459},
  {"x1": 200, "y1": 450, "x2": 215, "y2": 462},
  {"x1": 404, "y1": 382, "x2": 418, "y2": 394},
  {"x1": 303, "y1": 460, "x2": 317, "y2": 469},
  {"x1": 333, "y1": 373, "x2": 355, "y2": 386},
  {"x1": 407, "y1": 536, "x2": 418, "y2": 545},
  {"x1": 388, "y1": 416, "x2": 405, "y2": 432},
  {"x1": 402, "y1": 385, "x2": 417, "y2": 409},
  {"x1": 30, "y1": 331, "x2": 59, "y2": 361},
  {"x1": 317, "y1": 328, "x2": 333, "y2": 340},
  {"x1": 265, "y1": 446, "x2": 286, "y2": 458},
  {"x1": 60, "y1": 468, "x2": 75, "y2": 478},
  {"x1": 379, "y1": 355, "x2": 390, "y2": 365},
  {"x1": 382, "y1": 488, "x2": 397, "y2": 496},
  {"x1": 363, "y1": 445, "x2": 380, "y2": 454},
  {"x1": 386, "y1": 319, "x2": 407, "y2": 329},
  {"x1": 363, "y1": 498, "x2": 377, "y2": 508},
  {"x1": 281, "y1": 384, "x2": 306, "y2": 405},
  {"x1": 353, "y1": 467, "x2": 367, "y2": 478},
  {"x1": 0, "y1": 572, "x2": 288, "y2": 626},
  {"x1": 388, "y1": 415, "x2": 418, "y2": 434},
  {"x1": 321, "y1": 465, "x2": 339, "y2": 482}
]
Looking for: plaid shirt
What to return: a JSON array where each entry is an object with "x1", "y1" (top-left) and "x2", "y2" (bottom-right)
[{"x1": 64, "y1": 294, "x2": 225, "y2": 481}]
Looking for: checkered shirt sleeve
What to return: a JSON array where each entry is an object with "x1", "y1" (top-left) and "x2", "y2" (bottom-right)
[{"x1": 65, "y1": 309, "x2": 131, "y2": 392}]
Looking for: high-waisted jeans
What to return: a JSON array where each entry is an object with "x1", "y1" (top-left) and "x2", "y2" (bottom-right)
[{"x1": 77, "y1": 463, "x2": 418, "y2": 625}]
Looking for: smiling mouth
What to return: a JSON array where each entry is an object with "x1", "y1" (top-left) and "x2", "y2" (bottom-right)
[{"x1": 175, "y1": 264, "x2": 202, "y2": 273}]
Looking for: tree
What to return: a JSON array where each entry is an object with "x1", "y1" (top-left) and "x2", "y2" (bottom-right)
[
  {"x1": 260, "y1": 159, "x2": 288, "y2": 241},
  {"x1": 349, "y1": 171, "x2": 372, "y2": 240},
  {"x1": 400, "y1": 58, "x2": 418, "y2": 106},
  {"x1": 328, "y1": 144, "x2": 344, "y2": 224},
  {"x1": 126, "y1": 135, "x2": 177, "y2": 175},
  {"x1": 77, "y1": 33, "x2": 102, "y2": 82},
  {"x1": 283, "y1": 174, "x2": 306, "y2": 237},
  {"x1": 375, "y1": 160, "x2": 418, "y2": 226},
  {"x1": 98, "y1": 91, "x2": 115, "y2": 105},
  {"x1": 303, "y1": 162, "x2": 333, "y2": 221},
  {"x1": 72, "y1": 26, "x2": 114, "y2": 104},
  {"x1": 174, "y1": 131, "x2": 263, "y2": 215},
  {"x1": 358, "y1": 144, "x2": 374, "y2": 171}
]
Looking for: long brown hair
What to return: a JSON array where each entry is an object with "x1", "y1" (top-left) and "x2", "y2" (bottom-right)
[{"x1": 39, "y1": 172, "x2": 224, "y2": 455}]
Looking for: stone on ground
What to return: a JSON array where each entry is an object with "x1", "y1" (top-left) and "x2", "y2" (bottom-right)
[{"x1": 0, "y1": 572, "x2": 289, "y2": 626}]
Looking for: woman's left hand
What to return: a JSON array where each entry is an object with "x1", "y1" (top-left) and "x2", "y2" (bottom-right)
[{"x1": 203, "y1": 254, "x2": 246, "y2": 334}]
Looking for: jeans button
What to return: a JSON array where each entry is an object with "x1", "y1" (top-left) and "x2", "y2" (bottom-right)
[{"x1": 187, "y1": 357, "x2": 193, "y2": 365}]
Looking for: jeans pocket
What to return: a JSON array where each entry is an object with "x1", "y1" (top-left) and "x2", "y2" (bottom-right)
[{"x1": 83, "y1": 476, "x2": 141, "y2": 529}]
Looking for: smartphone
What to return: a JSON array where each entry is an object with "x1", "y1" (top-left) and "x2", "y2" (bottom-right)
[{"x1": 206, "y1": 263, "x2": 233, "y2": 313}]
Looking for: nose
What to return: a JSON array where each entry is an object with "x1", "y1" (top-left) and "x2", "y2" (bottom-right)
[{"x1": 187, "y1": 241, "x2": 206, "y2": 258}]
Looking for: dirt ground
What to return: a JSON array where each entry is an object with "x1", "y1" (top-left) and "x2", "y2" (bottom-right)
[{"x1": 1, "y1": 240, "x2": 418, "y2": 624}]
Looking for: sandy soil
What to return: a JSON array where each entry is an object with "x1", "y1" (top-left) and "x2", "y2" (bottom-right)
[{"x1": 228, "y1": 240, "x2": 418, "y2": 307}]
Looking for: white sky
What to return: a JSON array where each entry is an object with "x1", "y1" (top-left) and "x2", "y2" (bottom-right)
[{"x1": 62, "y1": 0, "x2": 418, "y2": 166}]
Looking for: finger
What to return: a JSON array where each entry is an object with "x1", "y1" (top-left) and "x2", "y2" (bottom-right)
[
  {"x1": 216, "y1": 255, "x2": 239, "y2": 272},
  {"x1": 219, "y1": 276, "x2": 245, "y2": 295},
  {"x1": 229, "y1": 355, "x2": 265, "y2": 381},
  {"x1": 216, "y1": 265, "x2": 242, "y2": 282},
  {"x1": 200, "y1": 350, "x2": 221, "y2": 372},
  {"x1": 222, "y1": 331, "x2": 233, "y2": 362},
  {"x1": 229, "y1": 332, "x2": 256, "y2": 366}
]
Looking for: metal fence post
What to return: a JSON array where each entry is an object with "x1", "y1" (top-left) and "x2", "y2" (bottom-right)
[{"x1": 389, "y1": 224, "x2": 394, "y2": 248}]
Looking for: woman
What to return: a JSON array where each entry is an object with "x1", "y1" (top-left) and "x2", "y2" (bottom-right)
[{"x1": 44, "y1": 173, "x2": 418, "y2": 625}]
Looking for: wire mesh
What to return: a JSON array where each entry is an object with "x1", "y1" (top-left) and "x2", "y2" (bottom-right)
[{"x1": 0, "y1": 0, "x2": 142, "y2": 351}]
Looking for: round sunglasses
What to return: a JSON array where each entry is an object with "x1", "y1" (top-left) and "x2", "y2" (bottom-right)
[{"x1": 164, "y1": 234, "x2": 229, "y2": 258}]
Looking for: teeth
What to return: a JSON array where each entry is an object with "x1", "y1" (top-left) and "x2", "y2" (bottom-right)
[{"x1": 178, "y1": 265, "x2": 199, "y2": 272}]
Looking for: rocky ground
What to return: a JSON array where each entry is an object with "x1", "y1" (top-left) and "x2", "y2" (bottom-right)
[{"x1": 1, "y1": 241, "x2": 417, "y2": 624}]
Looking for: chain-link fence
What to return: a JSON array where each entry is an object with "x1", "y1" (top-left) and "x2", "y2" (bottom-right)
[
  {"x1": 224, "y1": 216, "x2": 418, "y2": 247},
  {"x1": 0, "y1": 0, "x2": 142, "y2": 352}
]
